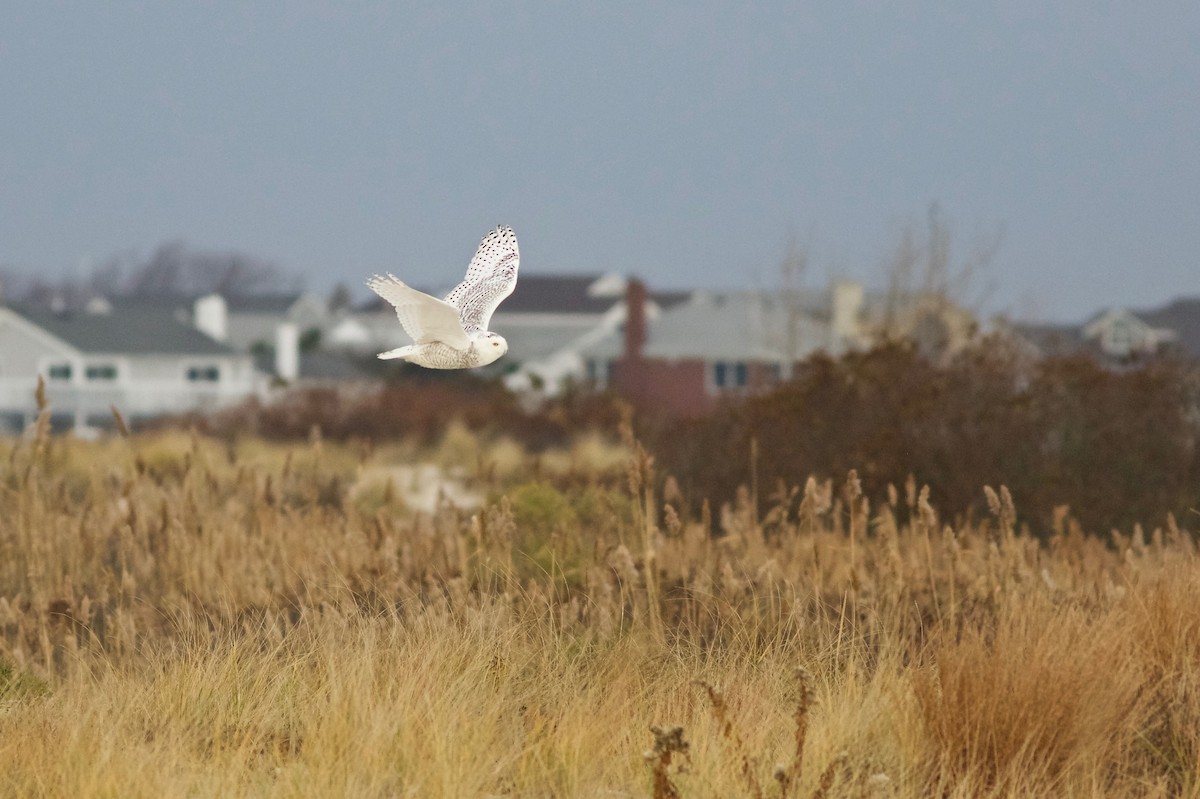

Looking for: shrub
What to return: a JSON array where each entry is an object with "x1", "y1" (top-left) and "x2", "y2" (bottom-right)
[
  {"x1": 508, "y1": 482, "x2": 579, "y2": 542},
  {"x1": 643, "y1": 343, "x2": 1200, "y2": 535},
  {"x1": 0, "y1": 660, "x2": 50, "y2": 701}
]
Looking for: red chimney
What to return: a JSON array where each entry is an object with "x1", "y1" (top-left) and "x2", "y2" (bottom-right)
[{"x1": 624, "y1": 278, "x2": 647, "y2": 360}]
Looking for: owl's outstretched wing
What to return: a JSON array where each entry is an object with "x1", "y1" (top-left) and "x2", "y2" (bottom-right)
[
  {"x1": 444, "y1": 225, "x2": 519, "y2": 334},
  {"x1": 366, "y1": 274, "x2": 471, "y2": 349}
]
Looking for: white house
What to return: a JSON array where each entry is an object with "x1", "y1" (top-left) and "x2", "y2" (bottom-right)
[
  {"x1": 221, "y1": 292, "x2": 329, "y2": 352},
  {"x1": 0, "y1": 303, "x2": 261, "y2": 434},
  {"x1": 1082, "y1": 308, "x2": 1177, "y2": 361},
  {"x1": 1007, "y1": 306, "x2": 1180, "y2": 366}
]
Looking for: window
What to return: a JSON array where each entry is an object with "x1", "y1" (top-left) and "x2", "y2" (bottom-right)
[
  {"x1": 1108, "y1": 319, "x2": 1133, "y2": 356},
  {"x1": 47, "y1": 363, "x2": 72, "y2": 381},
  {"x1": 85, "y1": 364, "x2": 118, "y2": 381},
  {"x1": 713, "y1": 361, "x2": 728, "y2": 388},
  {"x1": 713, "y1": 361, "x2": 749, "y2": 390},
  {"x1": 187, "y1": 366, "x2": 220, "y2": 382},
  {"x1": 586, "y1": 359, "x2": 612, "y2": 387},
  {"x1": 734, "y1": 362, "x2": 748, "y2": 388}
]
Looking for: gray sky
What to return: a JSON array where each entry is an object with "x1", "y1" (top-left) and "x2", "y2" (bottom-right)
[{"x1": 2, "y1": 2, "x2": 1197, "y2": 322}]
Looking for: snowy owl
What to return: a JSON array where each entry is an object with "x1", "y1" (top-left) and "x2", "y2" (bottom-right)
[{"x1": 366, "y1": 225, "x2": 519, "y2": 369}]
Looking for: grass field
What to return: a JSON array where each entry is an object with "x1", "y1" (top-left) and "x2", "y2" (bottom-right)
[{"x1": 1, "y1": 419, "x2": 1198, "y2": 798}]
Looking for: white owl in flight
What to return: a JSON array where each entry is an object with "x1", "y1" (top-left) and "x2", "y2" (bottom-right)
[{"x1": 366, "y1": 225, "x2": 519, "y2": 369}]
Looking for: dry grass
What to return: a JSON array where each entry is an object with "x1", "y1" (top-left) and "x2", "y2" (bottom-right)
[{"x1": 1, "y1": 421, "x2": 1198, "y2": 797}]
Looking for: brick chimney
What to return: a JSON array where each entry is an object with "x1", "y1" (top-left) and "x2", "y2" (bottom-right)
[{"x1": 624, "y1": 278, "x2": 647, "y2": 360}]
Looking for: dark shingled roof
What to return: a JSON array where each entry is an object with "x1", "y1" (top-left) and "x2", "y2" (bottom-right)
[
  {"x1": 651, "y1": 290, "x2": 694, "y2": 310},
  {"x1": 1137, "y1": 297, "x2": 1200, "y2": 359},
  {"x1": 15, "y1": 307, "x2": 236, "y2": 356},
  {"x1": 225, "y1": 294, "x2": 305, "y2": 314},
  {"x1": 1009, "y1": 322, "x2": 1091, "y2": 357},
  {"x1": 500, "y1": 275, "x2": 617, "y2": 314}
]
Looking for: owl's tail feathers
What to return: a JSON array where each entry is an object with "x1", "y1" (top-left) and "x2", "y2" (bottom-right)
[{"x1": 377, "y1": 345, "x2": 417, "y2": 360}]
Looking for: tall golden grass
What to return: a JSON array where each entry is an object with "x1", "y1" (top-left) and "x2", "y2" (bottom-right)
[{"x1": 1, "y1": 415, "x2": 1197, "y2": 797}]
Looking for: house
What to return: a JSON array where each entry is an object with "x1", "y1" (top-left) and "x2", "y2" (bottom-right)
[
  {"x1": 251, "y1": 349, "x2": 376, "y2": 388},
  {"x1": 327, "y1": 272, "x2": 691, "y2": 394},
  {"x1": 1006, "y1": 306, "x2": 1180, "y2": 367},
  {"x1": 326, "y1": 297, "x2": 408, "y2": 353},
  {"x1": 588, "y1": 279, "x2": 978, "y2": 417},
  {"x1": 583, "y1": 280, "x2": 861, "y2": 417},
  {"x1": 0, "y1": 302, "x2": 261, "y2": 434},
  {"x1": 220, "y1": 292, "x2": 329, "y2": 353},
  {"x1": 112, "y1": 290, "x2": 380, "y2": 387},
  {"x1": 492, "y1": 273, "x2": 690, "y2": 394}
]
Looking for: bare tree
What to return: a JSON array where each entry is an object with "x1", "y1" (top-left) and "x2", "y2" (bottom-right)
[
  {"x1": 122, "y1": 242, "x2": 185, "y2": 297},
  {"x1": 3, "y1": 242, "x2": 299, "y2": 312},
  {"x1": 191, "y1": 250, "x2": 282, "y2": 297},
  {"x1": 124, "y1": 241, "x2": 285, "y2": 298},
  {"x1": 0, "y1": 265, "x2": 33, "y2": 305},
  {"x1": 777, "y1": 234, "x2": 809, "y2": 376},
  {"x1": 877, "y1": 203, "x2": 1002, "y2": 351},
  {"x1": 85, "y1": 256, "x2": 126, "y2": 297},
  {"x1": 327, "y1": 282, "x2": 353, "y2": 314}
]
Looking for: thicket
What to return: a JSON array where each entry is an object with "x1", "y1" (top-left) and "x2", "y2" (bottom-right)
[
  {"x1": 648, "y1": 343, "x2": 1200, "y2": 535},
  {"x1": 186, "y1": 368, "x2": 622, "y2": 449},
  {"x1": 190, "y1": 344, "x2": 1200, "y2": 536}
]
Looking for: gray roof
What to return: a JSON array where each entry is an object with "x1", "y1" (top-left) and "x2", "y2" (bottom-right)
[
  {"x1": 105, "y1": 292, "x2": 307, "y2": 316},
  {"x1": 225, "y1": 293, "x2": 305, "y2": 314},
  {"x1": 501, "y1": 274, "x2": 692, "y2": 315},
  {"x1": 1137, "y1": 297, "x2": 1200, "y2": 359},
  {"x1": 502, "y1": 275, "x2": 616, "y2": 314},
  {"x1": 491, "y1": 317, "x2": 603, "y2": 363},
  {"x1": 1008, "y1": 322, "x2": 1091, "y2": 357},
  {"x1": 15, "y1": 306, "x2": 236, "y2": 356},
  {"x1": 651, "y1": 289, "x2": 695, "y2": 310},
  {"x1": 584, "y1": 291, "x2": 833, "y2": 362}
]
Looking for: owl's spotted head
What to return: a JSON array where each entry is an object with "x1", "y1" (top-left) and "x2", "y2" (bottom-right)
[{"x1": 474, "y1": 331, "x2": 509, "y2": 365}]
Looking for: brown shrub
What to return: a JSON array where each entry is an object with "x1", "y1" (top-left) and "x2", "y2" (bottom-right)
[{"x1": 644, "y1": 343, "x2": 1200, "y2": 535}]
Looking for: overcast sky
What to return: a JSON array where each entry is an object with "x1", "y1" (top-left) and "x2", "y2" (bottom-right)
[{"x1": 2, "y1": 3, "x2": 1197, "y2": 321}]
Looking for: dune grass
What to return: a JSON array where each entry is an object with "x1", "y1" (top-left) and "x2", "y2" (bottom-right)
[{"x1": 1, "y1": 420, "x2": 1197, "y2": 797}]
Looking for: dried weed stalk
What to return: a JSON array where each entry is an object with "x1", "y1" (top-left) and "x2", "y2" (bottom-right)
[
  {"x1": 646, "y1": 724, "x2": 690, "y2": 799},
  {"x1": 696, "y1": 680, "x2": 764, "y2": 799}
]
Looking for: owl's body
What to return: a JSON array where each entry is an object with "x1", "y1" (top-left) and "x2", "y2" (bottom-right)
[
  {"x1": 367, "y1": 225, "x2": 519, "y2": 369},
  {"x1": 376, "y1": 338, "x2": 503, "y2": 369}
]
